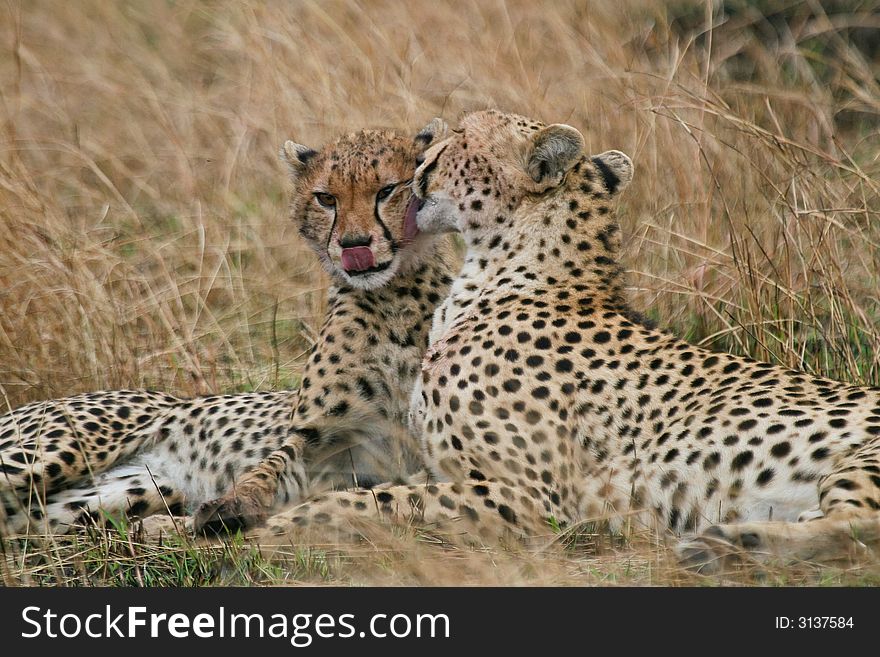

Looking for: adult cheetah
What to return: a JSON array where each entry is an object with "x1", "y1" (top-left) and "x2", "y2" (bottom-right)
[
  {"x1": 250, "y1": 110, "x2": 880, "y2": 572},
  {"x1": 0, "y1": 121, "x2": 457, "y2": 537}
]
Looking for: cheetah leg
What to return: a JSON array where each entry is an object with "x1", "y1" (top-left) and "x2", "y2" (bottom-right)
[
  {"x1": 249, "y1": 480, "x2": 551, "y2": 549},
  {"x1": 2, "y1": 464, "x2": 186, "y2": 536},
  {"x1": 676, "y1": 516, "x2": 880, "y2": 574},
  {"x1": 192, "y1": 440, "x2": 304, "y2": 535},
  {"x1": 678, "y1": 438, "x2": 880, "y2": 573},
  {"x1": 193, "y1": 423, "x2": 417, "y2": 536}
]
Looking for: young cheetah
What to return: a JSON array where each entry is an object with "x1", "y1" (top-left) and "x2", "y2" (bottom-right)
[
  {"x1": 249, "y1": 110, "x2": 880, "y2": 572},
  {"x1": 0, "y1": 121, "x2": 457, "y2": 537},
  {"x1": 192, "y1": 121, "x2": 458, "y2": 534}
]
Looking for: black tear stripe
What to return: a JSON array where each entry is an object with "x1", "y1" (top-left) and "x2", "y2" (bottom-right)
[
  {"x1": 591, "y1": 156, "x2": 620, "y2": 194},
  {"x1": 417, "y1": 144, "x2": 447, "y2": 197},
  {"x1": 325, "y1": 205, "x2": 339, "y2": 252},
  {"x1": 374, "y1": 200, "x2": 397, "y2": 249}
]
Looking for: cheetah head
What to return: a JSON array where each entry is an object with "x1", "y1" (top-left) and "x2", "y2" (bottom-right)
[
  {"x1": 413, "y1": 109, "x2": 632, "y2": 239},
  {"x1": 281, "y1": 119, "x2": 447, "y2": 290}
]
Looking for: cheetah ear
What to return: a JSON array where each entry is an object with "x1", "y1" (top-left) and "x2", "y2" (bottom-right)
[
  {"x1": 591, "y1": 150, "x2": 633, "y2": 195},
  {"x1": 524, "y1": 124, "x2": 585, "y2": 193},
  {"x1": 280, "y1": 140, "x2": 319, "y2": 180},
  {"x1": 414, "y1": 118, "x2": 448, "y2": 150}
]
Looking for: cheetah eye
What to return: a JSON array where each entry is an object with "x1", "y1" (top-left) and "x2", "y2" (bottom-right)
[
  {"x1": 314, "y1": 192, "x2": 336, "y2": 208},
  {"x1": 376, "y1": 184, "x2": 397, "y2": 201}
]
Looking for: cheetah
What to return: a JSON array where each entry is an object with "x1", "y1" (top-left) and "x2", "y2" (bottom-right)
[
  {"x1": 192, "y1": 120, "x2": 457, "y2": 534},
  {"x1": 0, "y1": 121, "x2": 457, "y2": 537},
  {"x1": 249, "y1": 110, "x2": 880, "y2": 573}
]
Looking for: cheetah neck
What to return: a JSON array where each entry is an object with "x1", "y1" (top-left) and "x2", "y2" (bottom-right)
[{"x1": 449, "y1": 171, "x2": 633, "y2": 323}]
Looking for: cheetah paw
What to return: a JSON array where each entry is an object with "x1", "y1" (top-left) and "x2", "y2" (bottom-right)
[
  {"x1": 675, "y1": 525, "x2": 763, "y2": 574},
  {"x1": 192, "y1": 494, "x2": 268, "y2": 537}
]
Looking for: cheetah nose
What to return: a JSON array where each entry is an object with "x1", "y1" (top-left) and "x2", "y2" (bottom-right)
[
  {"x1": 339, "y1": 234, "x2": 372, "y2": 248},
  {"x1": 340, "y1": 246, "x2": 375, "y2": 272}
]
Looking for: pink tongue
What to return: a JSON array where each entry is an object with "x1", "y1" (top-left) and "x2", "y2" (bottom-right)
[
  {"x1": 403, "y1": 196, "x2": 421, "y2": 242},
  {"x1": 341, "y1": 246, "x2": 375, "y2": 272}
]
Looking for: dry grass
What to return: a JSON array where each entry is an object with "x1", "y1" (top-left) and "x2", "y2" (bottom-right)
[
  {"x1": 5, "y1": 516, "x2": 879, "y2": 587},
  {"x1": 1, "y1": 0, "x2": 879, "y2": 585}
]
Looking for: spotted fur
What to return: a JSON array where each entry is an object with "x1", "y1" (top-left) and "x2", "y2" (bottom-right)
[
  {"x1": 248, "y1": 111, "x2": 880, "y2": 573},
  {"x1": 0, "y1": 123, "x2": 457, "y2": 536}
]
